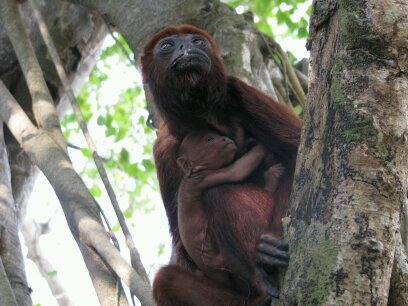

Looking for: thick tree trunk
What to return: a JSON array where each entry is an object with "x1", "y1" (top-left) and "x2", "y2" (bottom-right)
[{"x1": 280, "y1": 0, "x2": 408, "y2": 305}]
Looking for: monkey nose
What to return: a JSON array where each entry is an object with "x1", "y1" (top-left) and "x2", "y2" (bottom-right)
[{"x1": 180, "y1": 43, "x2": 192, "y2": 52}]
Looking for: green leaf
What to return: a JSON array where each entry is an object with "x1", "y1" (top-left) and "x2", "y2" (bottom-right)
[
  {"x1": 298, "y1": 26, "x2": 308, "y2": 38},
  {"x1": 125, "y1": 163, "x2": 138, "y2": 176},
  {"x1": 286, "y1": 51, "x2": 298, "y2": 64},
  {"x1": 124, "y1": 209, "x2": 132, "y2": 219},
  {"x1": 119, "y1": 148, "x2": 130, "y2": 164},
  {"x1": 294, "y1": 104, "x2": 303, "y2": 116},
  {"x1": 97, "y1": 115, "x2": 105, "y2": 125},
  {"x1": 225, "y1": 0, "x2": 311, "y2": 40},
  {"x1": 138, "y1": 116, "x2": 146, "y2": 125},
  {"x1": 116, "y1": 127, "x2": 128, "y2": 141},
  {"x1": 47, "y1": 270, "x2": 58, "y2": 277},
  {"x1": 157, "y1": 243, "x2": 165, "y2": 256},
  {"x1": 142, "y1": 159, "x2": 155, "y2": 172},
  {"x1": 80, "y1": 148, "x2": 92, "y2": 158},
  {"x1": 90, "y1": 186, "x2": 102, "y2": 197},
  {"x1": 106, "y1": 126, "x2": 117, "y2": 137},
  {"x1": 112, "y1": 224, "x2": 121, "y2": 233}
]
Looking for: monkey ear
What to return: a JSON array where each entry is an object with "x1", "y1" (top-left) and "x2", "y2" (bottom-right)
[{"x1": 176, "y1": 157, "x2": 194, "y2": 176}]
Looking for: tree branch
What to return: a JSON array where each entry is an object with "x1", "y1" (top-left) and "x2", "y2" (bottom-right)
[
  {"x1": 0, "y1": 122, "x2": 18, "y2": 306},
  {"x1": 0, "y1": 119, "x2": 32, "y2": 306},
  {"x1": 0, "y1": 0, "x2": 66, "y2": 151},
  {"x1": 21, "y1": 217, "x2": 74, "y2": 306},
  {"x1": 0, "y1": 80, "x2": 155, "y2": 305},
  {"x1": 261, "y1": 34, "x2": 306, "y2": 107}
]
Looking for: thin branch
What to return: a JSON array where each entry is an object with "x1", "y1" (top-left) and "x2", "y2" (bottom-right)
[
  {"x1": 21, "y1": 217, "x2": 74, "y2": 306},
  {"x1": 0, "y1": 0, "x2": 66, "y2": 152},
  {"x1": 102, "y1": 16, "x2": 138, "y2": 69},
  {"x1": 294, "y1": 68, "x2": 308, "y2": 93},
  {"x1": 274, "y1": 45, "x2": 291, "y2": 106},
  {"x1": 261, "y1": 34, "x2": 306, "y2": 107},
  {"x1": 28, "y1": 0, "x2": 150, "y2": 285},
  {"x1": 274, "y1": 42, "x2": 306, "y2": 107},
  {"x1": 0, "y1": 80, "x2": 155, "y2": 306}
]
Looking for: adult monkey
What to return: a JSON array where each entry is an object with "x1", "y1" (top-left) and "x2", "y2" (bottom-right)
[{"x1": 141, "y1": 25, "x2": 301, "y2": 305}]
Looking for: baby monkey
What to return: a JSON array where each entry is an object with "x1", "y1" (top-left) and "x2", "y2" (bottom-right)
[{"x1": 176, "y1": 129, "x2": 285, "y2": 301}]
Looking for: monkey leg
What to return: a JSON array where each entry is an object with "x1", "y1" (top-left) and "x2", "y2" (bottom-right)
[{"x1": 153, "y1": 265, "x2": 264, "y2": 306}]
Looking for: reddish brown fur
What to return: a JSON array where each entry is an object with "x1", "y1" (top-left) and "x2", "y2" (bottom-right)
[
  {"x1": 175, "y1": 132, "x2": 280, "y2": 302},
  {"x1": 141, "y1": 24, "x2": 302, "y2": 305},
  {"x1": 153, "y1": 266, "x2": 265, "y2": 306}
]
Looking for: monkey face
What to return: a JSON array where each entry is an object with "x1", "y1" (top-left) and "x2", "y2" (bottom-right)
[
  {"x1": 180, "y1": 130, "x2": 237, "y2": 172},
  {"x1": 153, "y1": 34, "x2": 212, "y2": 73},
  {"x1": 201, "y1": 132, "x2": 237, "y2": 169}
]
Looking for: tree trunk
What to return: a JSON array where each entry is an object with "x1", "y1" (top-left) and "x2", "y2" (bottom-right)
[{"x1": 280, "y1": 0, "x2": 408, "y2": 305}]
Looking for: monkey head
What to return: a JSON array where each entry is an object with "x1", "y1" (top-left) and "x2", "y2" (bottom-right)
[
  {"x1": 141, "y1": 25, "x2": 227, "y2": 122},
  {"x1": 177, "y1": 130, "x2": 237, "y2": 176}
]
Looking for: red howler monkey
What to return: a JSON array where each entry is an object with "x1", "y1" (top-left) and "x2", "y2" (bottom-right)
[
  {"x1": 141, "y1": 24, "x2": 301, "y2": 305},
  {"x1": 176, "y1": 130, "x2": 285, "y2": 303}
]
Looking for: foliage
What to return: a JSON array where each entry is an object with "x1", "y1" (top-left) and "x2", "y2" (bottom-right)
[{"x1": 225, "y1": 0, "x2": 311, "y2": 39}]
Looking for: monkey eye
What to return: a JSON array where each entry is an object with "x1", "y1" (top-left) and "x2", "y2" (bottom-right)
[
  {"x1": 192, "y1": 37, "x2": 206, "y2": 46},
  {"x1": 160, "y1": 41, "x2": 174, "y2": 50},
  {"x1": 207, "y1": 137, "x2": 214, "y2": 142}
]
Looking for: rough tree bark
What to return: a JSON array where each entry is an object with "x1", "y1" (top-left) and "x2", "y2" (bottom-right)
[{"x1": 279, "y1": 0, "x2": 408, "y2": 305}]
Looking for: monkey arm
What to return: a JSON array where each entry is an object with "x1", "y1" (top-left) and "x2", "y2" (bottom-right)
[
  {"x1": 230, "y1": 76, "x2": 301, "y2": 166},
  {"x1": 200, "y1": 145, "x2": 266, "y2": 189}
]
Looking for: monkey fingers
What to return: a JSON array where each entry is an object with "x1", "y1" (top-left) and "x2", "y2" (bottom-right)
[
  {"x1": 256, "y1": 235, "x2": 289, "y2": 268},
  {"x1": 255, "y1": 268, "x2": 280, "y2": 298}
]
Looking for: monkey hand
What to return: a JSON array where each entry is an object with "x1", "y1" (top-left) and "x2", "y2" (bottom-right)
[
  {"x1": 255, "y1": 235, "x2": 289, "y2": 298},
  {"x1": 264, "y1": 163, "x2": 285, "y2": 193},
  {"x1": 257, "y1": 235, "x2": 289, "y2": 267},
  {"x1": 249, "y1": 144, "x2": 267, "y2": 159}
]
